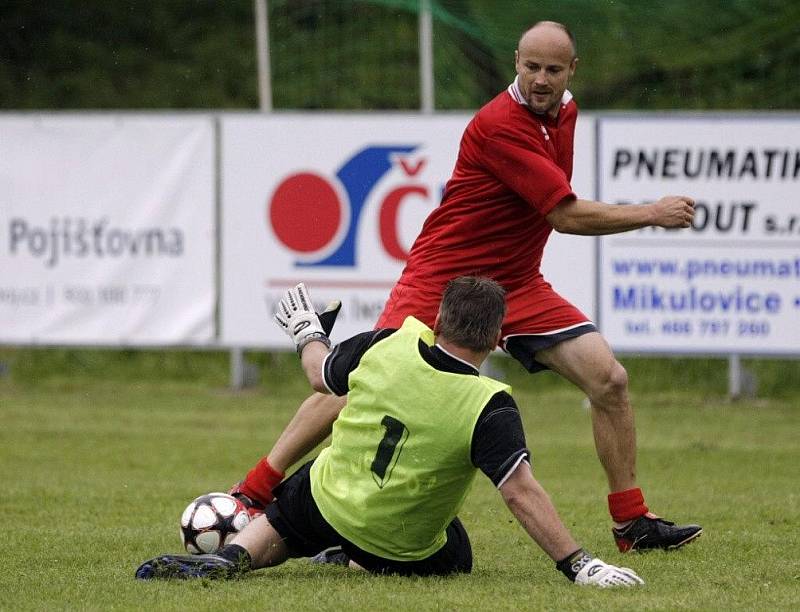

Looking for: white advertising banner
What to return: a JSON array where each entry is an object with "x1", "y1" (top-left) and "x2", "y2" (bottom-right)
[
  {"x1": 0, "y1": 115, "x2": 216, "y2": 345},
  {"x1": 221, "y1": 114, "x2": 595, "y2": 348},
  {"x1": 598, "y1": 116, "x2": 800, "y2": 355}
]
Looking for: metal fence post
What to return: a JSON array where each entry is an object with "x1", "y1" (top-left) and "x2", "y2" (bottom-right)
[
  {"x1": 254, "y1": 0, "x2": 273, "y2": 112},
  {"x1": 229, "y1": 0, "x2": 272, "y2": 390},
  {"x1": 231, "y1": 347, "x2": 245, "y2": 390},
  {"x1": 419, "y1": 0, "x2": 434, "y2": 114},
  {"x1": 728, "y1": 353, "x2": 742, "y2": 399}
]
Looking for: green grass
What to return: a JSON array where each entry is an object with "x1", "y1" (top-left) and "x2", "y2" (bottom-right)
[{"x1": 0, "y1": 349, "x2": 798, "y2": 610}]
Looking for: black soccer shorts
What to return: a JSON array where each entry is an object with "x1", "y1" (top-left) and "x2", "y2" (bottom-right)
[{"x1": 265, "y1": 460, "x2": 472, "y2": 576}]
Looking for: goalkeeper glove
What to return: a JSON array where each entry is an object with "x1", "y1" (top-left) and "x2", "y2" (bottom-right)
[
  {"x1": 557, "y1": 548, "x2": 644, "y2": 587},
  {"x1": 575, "y1": 558, "x2": 644, "y2": 587},
  {"x1": 274, "y1": 283, "x2": 341, "y2": 354}
]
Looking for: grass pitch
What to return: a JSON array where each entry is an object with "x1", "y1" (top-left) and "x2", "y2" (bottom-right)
[{"x1": 0, "y1": 350, "x2": 797, "y2": 610}]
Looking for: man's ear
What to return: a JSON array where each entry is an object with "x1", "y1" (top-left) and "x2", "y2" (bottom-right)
[
  {"x1": 569, "y1": 56, "x2": 578, "y2": 78},
  {"x1": 433, "y1": 311, "x2": 441, "y2": 334}
]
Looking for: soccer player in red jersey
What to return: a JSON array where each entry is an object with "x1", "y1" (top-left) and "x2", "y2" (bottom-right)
[{"x1": 233, "y1": 21, "x2": 702, "y2": 552}]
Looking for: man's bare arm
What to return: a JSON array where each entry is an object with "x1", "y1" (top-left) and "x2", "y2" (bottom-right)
[
  {"x1": 267, "y1": 392, "x2": 345, "y2": 472},
  {"x1": 299, "y1": 341, "x2": 331, "y2": 393},
  {"x1": 546, "y1": 195, "x2": 695, "y2": 235},
  {"x1": 498, "y1": 461, "x2": 644, "y2": 586},
  {"x1": 498, "y1": 461, "x2": 580, "y2": 561}
]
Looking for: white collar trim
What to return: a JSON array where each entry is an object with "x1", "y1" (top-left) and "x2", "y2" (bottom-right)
[
  {"x1": 507, "y1": 76, "x2": 527, "y2": 105},
  {"x1": 507, "y1": 76, "x2": 573, "y2": 108},
  {"x1": 434, "y1": 343, "x2": 479, "y2": 373}
]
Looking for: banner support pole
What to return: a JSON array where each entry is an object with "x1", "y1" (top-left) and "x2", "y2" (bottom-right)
[{"x1": 728, "y1": 353, "x2": 742, "y2": 399}]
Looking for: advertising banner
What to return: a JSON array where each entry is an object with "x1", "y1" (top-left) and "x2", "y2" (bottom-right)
[
  {"x1": 598, "y1": 116, "x2": 800, "y2": 355},
  {"x1": 0, "y1": 115, "x2": 216, "y2": 345},
  {"x1": 221, "y1": 114, "x2": 595, "y2": 348}
]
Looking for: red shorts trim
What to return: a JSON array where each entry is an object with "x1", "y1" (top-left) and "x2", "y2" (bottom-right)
[{"x1": 375, "y1": 279, "x2": 592, "y2": 338}]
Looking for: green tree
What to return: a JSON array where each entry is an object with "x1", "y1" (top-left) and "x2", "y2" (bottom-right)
[{"x1": 1, "y1": 0, "x2": 797, "y2": 110}]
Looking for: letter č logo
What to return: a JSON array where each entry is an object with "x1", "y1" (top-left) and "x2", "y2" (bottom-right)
[{"x1": 268, "y1": 145, "x2": 430, "y2": 267}]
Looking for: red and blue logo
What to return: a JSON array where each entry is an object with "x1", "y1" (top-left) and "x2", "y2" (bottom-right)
[{"x1": 269, "y1": 145, "x2": 434, "y2": 267}]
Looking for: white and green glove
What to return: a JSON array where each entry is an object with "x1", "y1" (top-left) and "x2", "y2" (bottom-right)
[{"x1": 274, "y1": 283, "x2": 341, "y2": 354}]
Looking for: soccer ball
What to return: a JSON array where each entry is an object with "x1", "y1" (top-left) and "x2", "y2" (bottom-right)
[{"x1": 180, "y1": 492, "x2": 250, "y2": 554}]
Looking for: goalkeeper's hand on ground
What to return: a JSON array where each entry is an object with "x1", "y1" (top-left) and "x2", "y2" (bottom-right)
[
  {"x1": 228, "y1": 482, "x2": 266, "y2": 518},
  {"x1": 274, "y1": 283, "x2": 341, "y2": 355},
  {"x1": 557, "y1": 549, "x2": 644, "y2": 587},
  {"x1": 575, "y1": 558, "x2": 644, "y2": 587},
  {"x1": 228, "y1": 457, "x2": 285, "y2": 514}
]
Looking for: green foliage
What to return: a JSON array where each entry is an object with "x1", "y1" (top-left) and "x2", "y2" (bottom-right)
[
  {"x1": 497, "y1": 352, "x2": 800, "y2": 400},
  {"x1": 2, "y1": 0, "x2": 798, "y2": 110},
  {"x1": 3, "y1": 347, "x2": 799, "y2": 400},
  {"x1": 0, "y1": 0, "x2": 258, "y2": 109},
  {"x1": 0, "y1": 347, "x2": 232, "y2": 388},
  {"x1": 270, "y1": 0, "x2": 421, "y2": 109},
  {"x1": 1, "y1": 361, "x2": 798, "y2": 609}
]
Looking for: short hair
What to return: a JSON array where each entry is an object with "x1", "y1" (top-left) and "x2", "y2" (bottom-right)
[
  {"x1": 518, "y1": 21, "x2": 577, "y2": 58},
  {"x1": 437, "y1": 276, "x2": 506, "y2": 353}
]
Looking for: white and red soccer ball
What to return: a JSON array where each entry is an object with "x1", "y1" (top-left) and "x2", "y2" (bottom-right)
[{"x1": 180, "y1": 492, "x2": 250, "y2": 554}]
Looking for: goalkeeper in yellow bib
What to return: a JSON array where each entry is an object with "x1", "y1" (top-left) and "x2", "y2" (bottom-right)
[{"x1": 136, "y1": 277, "x2": 643, "y2": 586}]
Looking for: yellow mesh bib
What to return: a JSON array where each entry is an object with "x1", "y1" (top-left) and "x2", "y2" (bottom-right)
[{"x1": 311, "y1": 317, "x2": 509, "y2": 560}]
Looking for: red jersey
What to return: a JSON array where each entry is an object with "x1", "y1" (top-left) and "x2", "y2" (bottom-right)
[{"x1": 398, "y1": 81, "x2": 577, "y2": 292}]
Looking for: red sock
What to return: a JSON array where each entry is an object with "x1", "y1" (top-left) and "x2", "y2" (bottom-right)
[
  {"x1": 240, "y1": 457, "x2": 285, "y2": 506},
  {"x1": 608, "y1": 488, "x2": 649, "y2": 523}
]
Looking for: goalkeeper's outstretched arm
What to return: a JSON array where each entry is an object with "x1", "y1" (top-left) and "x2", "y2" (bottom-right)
[
  {"x1": 499, "y1": 462, "x2": 644, "y2": 587},
  {"x1": 498, "y1": 461, "x2": 580, "y2": 562}
]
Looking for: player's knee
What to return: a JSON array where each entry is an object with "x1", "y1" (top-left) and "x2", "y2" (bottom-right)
[
  {"x1": 607, "y1": 361, "x2": 629, "y2": 396},
  {"x1": 591, "y1": 361, "x2": 629, "y2": 408}
]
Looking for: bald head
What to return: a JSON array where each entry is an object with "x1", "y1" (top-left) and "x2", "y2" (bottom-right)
[
  {"x1": 518, "y1": 21, "x2": 577, "y2": 60},
  {"x1": 514, "y1": 21, "x2": 578, "y2": 118}
]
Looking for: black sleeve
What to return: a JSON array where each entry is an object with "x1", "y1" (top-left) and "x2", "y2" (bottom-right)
[
  {"x1": 322, "y1": 328, "x2": 396, "y2": 395},
  {"x1": 470, "y1": 391, "x2": 531, "y2": 487}
]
